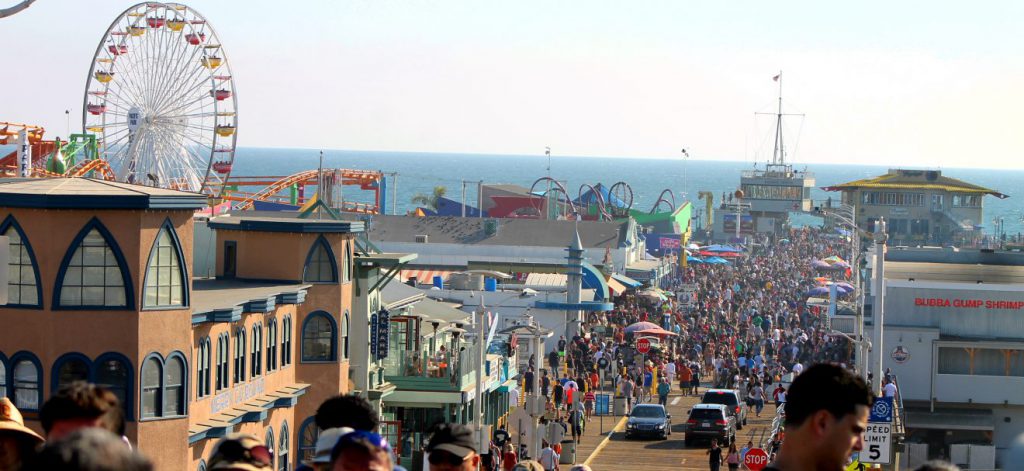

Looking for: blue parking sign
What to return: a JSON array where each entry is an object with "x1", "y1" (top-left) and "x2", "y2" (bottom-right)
[{"x1": 869, "y1": 397, "x2": 893, "y2": 423}]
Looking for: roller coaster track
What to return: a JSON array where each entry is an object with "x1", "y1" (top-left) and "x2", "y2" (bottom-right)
[
  {"x1": 66, "y1": 159, "x2": 116, "y2": 180},
  {"x1": 231, "y1": 169, "x2": 321, "y2": 210}
]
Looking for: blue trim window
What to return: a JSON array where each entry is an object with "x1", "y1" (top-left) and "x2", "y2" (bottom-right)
[
  {"x1": 303, "y1": 237, "x2": 337, "y2": 283},
  {"x1": 141, "y1": 356, "x2": 162, "y2": 419},
  {"x1": 266, "y1": 319, "x2": 278, "y2": 372},
  {"x1": 164, "y1": 353, "x2": 186, "y2": 416},
  {"x1": 55, "y1": 220, "x2": 132, "y2": 309},
  {"x1": 301, "y1": 312, "x2": 336, "y2": 362},
  {"x1": 94, "y1": 353, "x2": 132, "y2": 420},
  {"x1": 281, "y1": 316, "x2": 292, "y2": 367},
  {"x1": 216, "y1": 334, "x2": 229, "y2": 391},
  {"x1": 298, "y1": 416, "x2": 318, "y2": 465},
  {"x1": 265, "y1": 427, "x2": 275, "y2": 454},
  {"x1": 1, "y1": 217, "x2": 41, "y2": 307},
  {"x1": 53, "y1": 353, "x2": 91, "y2": 392},
  {"x1": 343, "y1": 243, "x2": 352, "y2": 283},
  {"x1": 251, "y1": 324, "x2": 262, "y2": 377},
  {"x1": 10, "y1": 353, "x2": 41, "y2": 411},
  {"x1": 0, "y1": 355, "x2": 7, "y2": 398},
  {"x1": 198, "y1": 460, "x2": 207, "y2": 471},
  {"x1": 278, "y1": 421, "x2": 290, "y2": 471},
  {"x1": 141, "y1": 352, "x2": 187, "y2": 420},
  {"x1": 341, "y1": 311, "x2": 350, "y2": 360},
  {"x1": 234, "y1": 328, "x2": 246, "y2": 384},
  {"x1": 143, "y1": 223, "x2": 187, "y2": 308},
  {"x1": 197, "y1": 338, "x2": 211, "y2": 399}
]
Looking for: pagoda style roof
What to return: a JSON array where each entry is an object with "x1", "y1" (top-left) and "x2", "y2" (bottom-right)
[{"x1": 822, "y1": 169, "x2": 1007, "y2": 199}]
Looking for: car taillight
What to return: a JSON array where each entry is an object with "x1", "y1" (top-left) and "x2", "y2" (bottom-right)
[
  {"x1": 735, "y1": 406, "x2": 741, "y2": 414},
  {"x1": 687, "y1": 419, "x2": 697, "y2": 424},
  {"x1": 715, "y1": 420, "x2": 728, "y2": 425}
]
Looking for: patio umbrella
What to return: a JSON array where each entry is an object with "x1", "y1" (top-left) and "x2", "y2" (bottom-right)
[
  {"x1": 811, "y1": 260, "x2": 831, "y2": 270},
  {"x1": 823, "y1": 255, "x2": 846, "y2": 265},
  {"x1": 635, "y1": 327, "x2": 679, "y2": 337},
  {"x1": 805, "y1": 286, "x2": 830, "y2": 297},
  {"x1": 686, "y1": 256, "x2": 704, "y2": 264},
  {"x1": 625, "y1": 321, "x2": 661, "y2": 334},
  {"x1": 836, "y1": 282, "x2": 855, "y2": 290},
  {"x1": 686, "y1": 243, "x2": 701, "y2": 250},
  {"x1": 833, "y1": 261, "x2": 851, "y2": 269}
]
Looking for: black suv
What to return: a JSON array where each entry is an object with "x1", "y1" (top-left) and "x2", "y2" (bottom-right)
[
  {"x1": 701, "y1": 388, "x2": 748, "y2": 429},
  {"x1": 684, "y1": 404, "x2": 735, "y2": 446},
  {"x1": 625, "y1": 404, "x2": 672, "y2": 440}
]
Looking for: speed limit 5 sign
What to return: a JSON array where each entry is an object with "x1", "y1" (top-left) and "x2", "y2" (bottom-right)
[{"x1": 861, "y1": 422, "x2": 891, "y2": 464}]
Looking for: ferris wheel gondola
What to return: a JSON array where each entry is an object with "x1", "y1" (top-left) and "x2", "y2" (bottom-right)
[{"x1": 82, "y1": 2, "x2": 237, "y2": 195}]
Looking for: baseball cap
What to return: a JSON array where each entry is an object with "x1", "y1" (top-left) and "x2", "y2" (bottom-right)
[
  {"x1": 425, "y1": 424, "x2": 476, "y2": 458},
  {"x1": 306, "y1": 427, "x2": 353, "y2": 465},
  {"x1": 511, "y1": 460, "x2": 544, "y2": 471},
  {"x1": 208, "y1": 433, "x2": 273, "y2": 471},
  {"x1": 0, "y1": 398, "x2": 44, "y2": 445}
]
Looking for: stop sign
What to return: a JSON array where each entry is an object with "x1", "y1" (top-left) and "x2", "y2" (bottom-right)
[
  {"x1": 744, "y1": 448, "x2": 770, "y2": 471},
  {"x1": 636, "y1": 338, "x2": 651, "y2": 354}
]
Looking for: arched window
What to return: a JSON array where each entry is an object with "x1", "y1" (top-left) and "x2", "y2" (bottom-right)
[
  {"x1": 234, "y1": 328, "x2": 246, "y2": 384},
  {"x1": 197, "y1": 337, "x2": 211, "y2": 398},
  {"x1": 52, "y1": 353, "x2": 91, "y2": 393},
  {"x1": 303, "y1": 236, "x2": 337, "y2": 283},
  {"x1": 94, "y1": 353, "x2": 131, "y2": 419},
  {"x1": 265, "y1": 427, "x2": 275, "y2": 458},
  {"x1": 343, "y1": 243, "x2": 352, "y2": 283},
  {"x1": 143, "y1": 222, "x2": 188, "y2": 308},
  {"x1": 281, "y1": 316, "x2": 292, "y2": 367},
  {"x1": 266, "y1": 320, "x2": 278, "y2": 372},
  {"x1": 298, "y1": 417, "x2": 318, "y2": 465},
  {"x1": 251, "y1": 324, "x2": 262, "y2": 377},
  {"x1": 198, "y1": 460, "x2": 207, "y2": 471},
  {"x1": 0, "y1": 355, "x2": 7, "y2": 398},
  {"x1": 141, "y1": 356, "x2": 162, "y2": 419},
  {"x1": 341, "y1": 311, "x2": 350, "y2": 360},
  {"x1": 164, "y1": 353, "x2": 186, "y2": 416},
  {"x1": 55, "y1": 219, "x2": 132, "y2": 309},
  {"x1": 11, "y1": 353, "x2": 41, "y2": 411},
  {"x1": 278, "y1": 421, "x2": 290, "y2": 471},
  {"x1": 301, "y1": 312, "x2": 336, "y2": 362},
  {"x1": 1, "y1": 216, "x2": 41, "y2": 307},
  {"x1": 216, "y1": 334, "x2": 229, "y2": 391}
]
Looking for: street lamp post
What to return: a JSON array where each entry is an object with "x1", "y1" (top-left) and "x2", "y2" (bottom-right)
[{"x1": 872, "y1": 218, "x2": 888, "y2": 391}]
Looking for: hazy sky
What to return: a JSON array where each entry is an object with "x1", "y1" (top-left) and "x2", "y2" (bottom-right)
[{"x1": 3, "y1": 1, "x2": 1023, "y2": 168}]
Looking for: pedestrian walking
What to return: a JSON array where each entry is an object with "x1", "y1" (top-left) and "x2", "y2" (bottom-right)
[{"x1": 707, "y1": 438, "x2": 724, "y2": 471}]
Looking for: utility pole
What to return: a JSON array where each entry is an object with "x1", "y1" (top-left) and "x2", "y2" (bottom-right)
[
  {"x1": 392, "y1": 173, "x2": 399, "y2": 215},
  {"x1": 462, "y1": 180, "x2": 467, "y2": 218},
  {"x1": 872, "y1": 218, "x2": 887, "y2": 392},
  {"x1": 474, "y1": 296, "x2": 486, "y2": 453},
  {"x1": 478, "y1": 180, "x2": 484, "y2": 218}
]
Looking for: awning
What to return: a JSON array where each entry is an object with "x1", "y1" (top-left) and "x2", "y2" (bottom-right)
[
  {"x1": 611, "y1": 273, "x2": 642, "y2": 288},
  {"x1": 189, "y1": 383, "x2": 310, "y2": 444},
  {"x1": 412, "y1": 298, "x2": 471, "y2": 324},
  {"x1": 495, "y1": 378, "x2": 518, "y2": 393},
  {"x1": 400, "y1": 269, "x2": 453, "y2": 284},
  {"x1": 607, "y1": 277, "x2": 627, "y2": 296},
  {"x1": 905, "y1": 409, "x2": 994, "y2": 431},
  {"x1": 524, "y1": 272, "x2": 567, "y2": 288}
]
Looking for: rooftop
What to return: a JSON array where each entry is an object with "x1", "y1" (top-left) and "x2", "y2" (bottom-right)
[
  {"x1": 191, "y1": 279, "x2": 310, "y2": 321},
  {"x1": 208, "y1": 214, "x2": 364, "y2": 233},
  {"x1": 822, "y1": 168, "x2": 1007, "y2": 198},
  {"x1": 0, "y1": 178, "x2": 208, "y2": 209},
  {"x1": 359, "y1": 214, "x2": 631, "y2": 248}
]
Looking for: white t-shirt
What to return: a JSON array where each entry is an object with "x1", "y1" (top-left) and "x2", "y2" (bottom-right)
[
  {"x1": 884, "y1": 382, "x2": 898, "y2": 397},
  {"x1": 540, "y1": 447, "x2": 560, "y2": 470},
  {"x1": 792, "y1": 363, "x2": 804, "y2": 375},
  {"x1": 777, "y1": 391, "x2": 786, "y2": 403}
]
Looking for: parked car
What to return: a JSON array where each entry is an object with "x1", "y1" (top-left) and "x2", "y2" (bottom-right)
[
  {"x1": 701, "y1": 388, "x2": 747, "y2": 429},
  {"x1": 624, "y1": 404, "x2": 672, "y2": 440},
  {"x1": 684, "y1": 404, "x2": 735, "y2": 446}
]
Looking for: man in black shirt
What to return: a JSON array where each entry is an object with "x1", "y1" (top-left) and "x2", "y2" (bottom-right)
[
  {"x1": 706, "y1": 438, "x2": 724, "y2": 471},
  {"x1": 524, "y1": 368, "x2": 535, "y2": 394},
  {"x1": 762, "y1": 364, "x2": 873, "y2": 471}
]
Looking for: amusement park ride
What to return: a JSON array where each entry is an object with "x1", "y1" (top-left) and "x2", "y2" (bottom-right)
[{"x1": 1, "y1": 2, "x2": 386, "y2": 215}]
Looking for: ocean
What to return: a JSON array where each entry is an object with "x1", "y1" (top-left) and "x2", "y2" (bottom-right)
[{"x1": 234, "y1": 147, "x2": 1024, "y2": 235}]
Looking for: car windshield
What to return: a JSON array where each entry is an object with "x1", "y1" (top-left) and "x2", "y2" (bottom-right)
[
  {"x1": 631, "y1": 406, "x2": 665, "y2": 418},
  {"x1": 702, "y1": 392, "x2": 738, "y2": 406},
  {"x1": 689, "y1": 409, "x2": 724, "y2": 420}
]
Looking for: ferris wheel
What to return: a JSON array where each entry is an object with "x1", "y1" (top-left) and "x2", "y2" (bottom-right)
[{"x1": 83, "y1": 2, "x2": 237, "y2": 195}]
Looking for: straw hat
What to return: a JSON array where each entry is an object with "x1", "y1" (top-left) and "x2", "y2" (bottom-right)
[{"x1": 0, "y1": 398, "x2": 44, "y2": 445}]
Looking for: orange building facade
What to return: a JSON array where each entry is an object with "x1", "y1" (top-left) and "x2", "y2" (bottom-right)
[{"x1": 0, "y1": 179, "x2": 363, "y2": 471}]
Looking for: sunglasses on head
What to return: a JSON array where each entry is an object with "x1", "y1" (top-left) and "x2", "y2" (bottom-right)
[
  {"x1": 428, "y1": 450, "x2": 470, "y2": 466},
  {"x1": 217, "y1": 439, "x2": 273, "y2": 467},
  {"x1": 338, "y1": 430, "x2": 392, "y2": 453}
]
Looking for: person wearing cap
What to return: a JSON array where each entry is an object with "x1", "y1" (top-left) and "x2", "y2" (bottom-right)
[
  {"x1": 300, "y1": 427, "x2": 353, "y2": 471},
  {"x1": 425, "y1": 424, "x2": 479, "y2": 471},
  {"x1": 207, "y1": 433, "x2": 274, "y2": 471},
  {"x1": 511, "y1": 460, "x2": 545, "y2": 471},
  {"x1": 330, "y1": 429, "x2": 393, "y2": 471},
  {"x1": 0, "y1": 397, "x2": 44, "y2": 471}
]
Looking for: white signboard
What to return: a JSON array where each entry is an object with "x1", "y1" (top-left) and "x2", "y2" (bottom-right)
[{"x1": 861, "y1": 422, "x2": 891, "y2": 464}]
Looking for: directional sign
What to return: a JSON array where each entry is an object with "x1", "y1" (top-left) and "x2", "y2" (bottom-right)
[
  {"x1": 744, "y1": 447, "x2": 770, "y2": 471},
  {"x1": 869, "y1": 397, "x2": 893, "y2": 423},
  {"x1": 597, "y1": 357, "x2": 609, "y2": 369},
  {"x1": 861, "y1": 422, "x2": 892, "y2": 464},
  {"x1": 636, "y1": 338, "x2": 651, "y2": 354}
]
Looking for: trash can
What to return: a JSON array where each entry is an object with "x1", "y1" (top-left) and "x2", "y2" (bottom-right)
[
  {"x1": 613, "y1": 396, "x2": 626, "y2": 416},
  {"x1": 559, "y1": 439, "x2": 577, "y2": 464}
]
